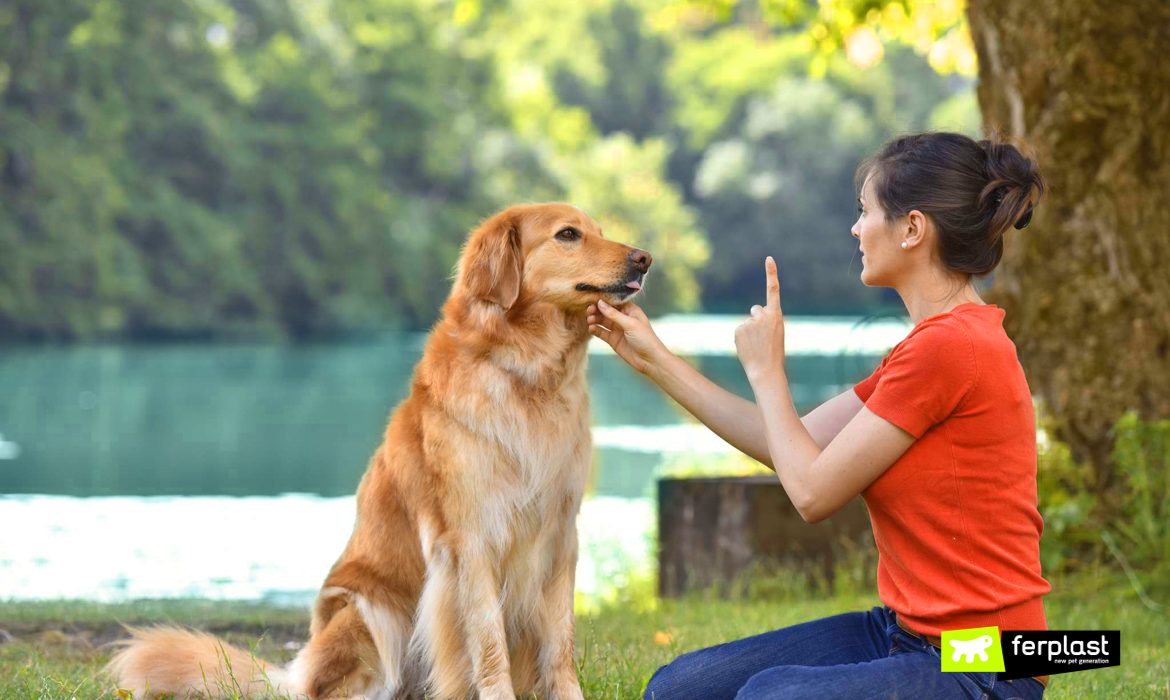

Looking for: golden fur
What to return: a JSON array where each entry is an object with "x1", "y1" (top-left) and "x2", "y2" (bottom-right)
[{"x1": 107, "y1": 203, "x2": 652, "y2": 699}]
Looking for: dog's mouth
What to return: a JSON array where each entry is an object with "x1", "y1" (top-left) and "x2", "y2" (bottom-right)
[{"x1": 575, "y1": 272, "x2": 644, "y2": 300}]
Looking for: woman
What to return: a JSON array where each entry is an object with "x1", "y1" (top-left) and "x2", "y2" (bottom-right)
[{"x1": 587, "y1": 132, "x2": 1050, "y2": 700}]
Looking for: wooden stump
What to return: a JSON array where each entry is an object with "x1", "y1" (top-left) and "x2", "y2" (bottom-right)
[{"x1": 657, "y1": 475, "x2": 874, "y2": 597}]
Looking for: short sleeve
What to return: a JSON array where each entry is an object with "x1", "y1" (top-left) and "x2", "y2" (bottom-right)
[{"x1": 862, "y1": 322, "x2": 977, "y2": 438}]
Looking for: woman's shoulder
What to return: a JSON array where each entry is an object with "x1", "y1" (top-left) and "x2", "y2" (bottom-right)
[
  {"x1": 902, "y1": 303, "x2": 1007, "y2": 352},
  {"x1": 896, "y1": 311, "x2": 978, "y2": 357}
]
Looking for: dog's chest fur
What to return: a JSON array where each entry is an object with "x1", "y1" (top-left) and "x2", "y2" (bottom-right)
[{"x1": 425, "y1": 322, "x2": 593, "y2": 550}]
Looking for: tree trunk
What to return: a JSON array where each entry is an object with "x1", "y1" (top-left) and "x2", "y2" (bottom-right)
[
  {"x1": 967, "y1": 0, "x2": 1170, "y2": 483},
  {"x1": 657, "y1": 476, "x2": 873, "y2": 597}
]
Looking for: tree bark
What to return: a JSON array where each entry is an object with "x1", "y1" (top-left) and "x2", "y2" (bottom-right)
[{"x1": 967, "y1": 0, "x2": 1170, "y2": 483}]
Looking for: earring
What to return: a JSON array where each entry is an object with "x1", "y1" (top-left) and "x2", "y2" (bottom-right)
[{"x1": 900, "y1": 241, "x2": 908, "y2": 249}]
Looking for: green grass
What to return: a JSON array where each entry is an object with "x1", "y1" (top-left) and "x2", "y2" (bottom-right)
[{"x1": 1, "y1": 571, "x2": 1166, "y2": 699}]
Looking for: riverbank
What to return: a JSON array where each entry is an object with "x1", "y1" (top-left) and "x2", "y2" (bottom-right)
[{"x1": 1, "y1": 570, "x2": 1166, "y2": 699}]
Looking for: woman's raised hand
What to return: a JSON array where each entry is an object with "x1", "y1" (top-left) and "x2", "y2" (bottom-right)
[
  {"x1": 587, "y1": 300, "x2": 669, "y2": 375},
  {"x1": 734, "y1": 256, "x2": 787, "y2": 384}
]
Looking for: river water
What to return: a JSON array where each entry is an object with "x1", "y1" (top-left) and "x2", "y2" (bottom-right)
[{"x1": 0, "y1": 313, "x2": 909, "y2": 603}]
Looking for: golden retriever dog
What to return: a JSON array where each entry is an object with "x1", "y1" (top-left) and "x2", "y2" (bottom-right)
[{"x1": 107, "y1": 203, "x2": 652, "y2": 699}]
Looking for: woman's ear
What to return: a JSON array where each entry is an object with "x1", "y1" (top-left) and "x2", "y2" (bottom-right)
[
  {"x1": 905, "y1": 209, "x2": 929, "y2": 249},
  {"x1": 460, "y1": 211, "x2": 522, "y2": 309}
]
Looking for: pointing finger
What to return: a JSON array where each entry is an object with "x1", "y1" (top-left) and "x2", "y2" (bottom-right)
[{"x1": 765, "y1": 256, "x2": 780, "y2": 310}]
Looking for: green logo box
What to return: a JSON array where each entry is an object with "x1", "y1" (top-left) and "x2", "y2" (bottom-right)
[{"x1": 941, "y1": 626, "x2": 1006, "y2": 673}]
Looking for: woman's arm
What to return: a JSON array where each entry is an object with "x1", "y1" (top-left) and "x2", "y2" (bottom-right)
[
  {"x1": 753, "y1": 374, "x2": 914, "y2": 522},
  {"x1": 588, "y1": 301, "x2": 865, "y2": 468},
  {"x1": 736, "y1": 258, "x2": 914, "y2": 522}
]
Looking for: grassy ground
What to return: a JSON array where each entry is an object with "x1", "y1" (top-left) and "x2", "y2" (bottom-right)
[{"x1": 0, "y1": 570, "x2": 1166, "y2": 699}]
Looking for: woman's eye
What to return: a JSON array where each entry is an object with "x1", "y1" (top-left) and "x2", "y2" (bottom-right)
[
  {"x1": 556, "y1": 228, "x2": 580, "y2": 241},
  {"x1": 857, "y1": 206, "x2": 865, "y2": 215}
]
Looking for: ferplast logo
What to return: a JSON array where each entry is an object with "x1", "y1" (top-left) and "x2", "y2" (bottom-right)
[
  {"x1": 940, "y1": 626, "x2": 1006, "y2": 673},
  {"x1": 1000, "y1": 630, "x2": 1121, "y2": 679}
]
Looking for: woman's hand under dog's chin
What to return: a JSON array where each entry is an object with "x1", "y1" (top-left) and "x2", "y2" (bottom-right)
[{"x1": 586, "y1": 300, "x2": 670, "y2": 375}]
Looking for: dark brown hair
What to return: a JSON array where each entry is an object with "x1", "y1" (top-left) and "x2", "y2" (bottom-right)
[{"x1": 855, "y1": 132, "x2": 1044, "y2": 276}]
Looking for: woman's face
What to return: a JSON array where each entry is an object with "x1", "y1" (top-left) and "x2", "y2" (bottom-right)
[{"x1": 851, "y1": 174, "x2": 905, "y2": 287}]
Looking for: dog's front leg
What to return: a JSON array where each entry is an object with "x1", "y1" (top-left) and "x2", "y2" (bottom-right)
[
  {"x1": 537, "y1": 525, "x2": 584, "y2": 700},
  {"x1": 459, "y1": 552, "x2": 515, "y2": 700}
]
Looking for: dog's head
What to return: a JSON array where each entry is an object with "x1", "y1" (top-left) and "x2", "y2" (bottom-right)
[{"x1": 456, "y1": 203, "x2": 652, "y2": 312}]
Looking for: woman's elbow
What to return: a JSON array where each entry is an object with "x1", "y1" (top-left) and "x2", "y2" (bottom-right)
[
  {"x1": 793, "y1": 495, "x2": 833, "y2": 524},
  {"x1": 797, "y1": 506, "x2": 829, "y2": 524}
]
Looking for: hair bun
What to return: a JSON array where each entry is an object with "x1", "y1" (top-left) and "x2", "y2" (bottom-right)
[{"x1": 978, "y1": 139, "x2": 1044, "y2": 236}]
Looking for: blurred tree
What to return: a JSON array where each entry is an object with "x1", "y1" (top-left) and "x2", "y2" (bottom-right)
[
  {"x1": 968, "y1": 0, "x2": 1170, "y2": 484},
  {"x1": 0, "y1": 0, "x2": 260, "y2": 339},
  {"x1": 551, "y1": 2, "x2": 675, "y2": 140},
  {"x1": 0, "y1": 0, "x2": 974, "y2": 339},
  {"x1": 0, "y1": 0, "x2": 713, "y2": 338}
]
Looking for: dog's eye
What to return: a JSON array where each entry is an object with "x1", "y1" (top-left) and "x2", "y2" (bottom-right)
[{"x1": 555, "y1": 227, "x2": 581, "y2": 242}]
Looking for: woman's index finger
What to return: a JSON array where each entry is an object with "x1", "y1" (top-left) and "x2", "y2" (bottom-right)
[{"x1": 765, "y1": 256, "x2": 780, "y2": 309}]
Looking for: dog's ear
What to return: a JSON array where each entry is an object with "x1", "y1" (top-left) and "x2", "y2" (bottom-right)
[{"x1": 461, "y1": 211, "x2": 522, "y2": 310}]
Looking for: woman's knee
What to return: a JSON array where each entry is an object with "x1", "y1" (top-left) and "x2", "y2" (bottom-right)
[
  {"x1": 642, "y1": 653, "x2": 691, "y2": 700},
  {"x1": 641, "y1": 648, "x2": 708, "y2": 700},
  {"x1": 733, "y1": 666, "x2": 811, "y2": 700},
  {"x1": 642, "y1": 662, "x2": 670, "y2": 700}
]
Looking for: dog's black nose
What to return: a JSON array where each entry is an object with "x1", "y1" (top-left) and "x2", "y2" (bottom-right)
[{"x1": 629, "y1": 249, "x2": 653, "y2": 273}]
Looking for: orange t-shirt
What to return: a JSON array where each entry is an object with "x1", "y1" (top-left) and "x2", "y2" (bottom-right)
[{"x1": 853, "y1": 302, "x2": 1050, "y2": 636}]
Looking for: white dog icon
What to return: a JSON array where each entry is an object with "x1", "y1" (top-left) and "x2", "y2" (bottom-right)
[{"x1": 949, "y1": 635, "x2": 994, "y2": 663}]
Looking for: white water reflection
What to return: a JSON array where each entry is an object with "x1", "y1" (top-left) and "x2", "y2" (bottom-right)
[
  {"x1": 593, "y1": 424, "x2": 733, "y2": 454},
  {"x1": 0, "y1": 494, "x2": 652, "y2": 605}
]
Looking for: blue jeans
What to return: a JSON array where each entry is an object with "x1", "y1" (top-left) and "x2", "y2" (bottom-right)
[{"x1": 643, "y1": 606, "x2": 1045, "y2": 700}]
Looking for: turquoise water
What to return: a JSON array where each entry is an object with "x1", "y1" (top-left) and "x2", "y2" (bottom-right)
[{"x1": 0, "y1": 314, "x2": 909, "y2": 602}]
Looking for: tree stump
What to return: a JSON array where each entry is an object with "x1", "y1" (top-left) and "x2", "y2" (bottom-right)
[{"x1": 657, "y1": 475, "x2": 874, "y2": 597}]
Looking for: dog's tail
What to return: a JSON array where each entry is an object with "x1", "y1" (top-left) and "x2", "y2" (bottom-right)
[{"x1": 106, "y1": 626, "x2": 294, "y2": 699}]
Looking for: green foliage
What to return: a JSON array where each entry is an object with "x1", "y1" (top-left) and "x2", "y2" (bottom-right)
[
  {"x1": 0, "y1": 0, "x2": 503, "y2": 338},
  {"x1": 1109, "y1": 412, "x2": 1170, "y2": 581},
  {"x1": 666, "y1": 28, "x2": 814, "y2": 149},
  {"x1": 1037, "y1": 421, "x2": 1100, "y2": 574},
  {"x1": 1, "y1": 0, "x2": 978, "y2": 339},
  {"x1": 1038, "y1": 410, "x2": 1170, "y2": 595}
]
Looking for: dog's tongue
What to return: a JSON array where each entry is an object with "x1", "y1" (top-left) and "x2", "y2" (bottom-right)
[{"x1": 626, "y1": 280, "x2": 642, "y2": 290}]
